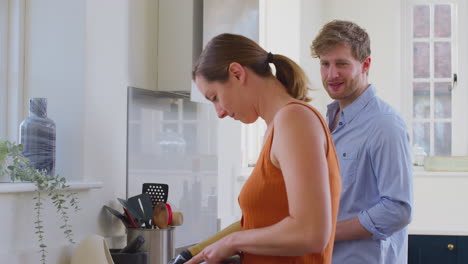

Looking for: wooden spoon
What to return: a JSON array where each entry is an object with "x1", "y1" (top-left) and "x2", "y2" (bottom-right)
[
  {"x1": 153, "y1": 202, "x2": 169, "y2": 229},
  {"x1": 171, "y1": 212, "x2": 184, "y2": 226}
]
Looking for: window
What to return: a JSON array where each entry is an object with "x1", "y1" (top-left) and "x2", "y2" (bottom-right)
[
  {"x1": 404, "y1": 0, "x2": 468, "y2": 156},
  {"x1": 241, "y1": 121, "x2": 266, "y2": 168},
  {"x1": 0, "y1": 0, "x2": 25, "y2": 142},
  {"x1": 0, "y1": 0, "x2": 8, "y2": 139}
]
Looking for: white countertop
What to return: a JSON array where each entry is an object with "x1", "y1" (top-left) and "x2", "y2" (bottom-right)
[{"x1": 409, "y1": 228, "x2": 468, "y2": 236}]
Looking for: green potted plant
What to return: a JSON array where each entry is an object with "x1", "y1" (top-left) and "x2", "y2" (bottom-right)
[{"x1": 0, "y1": 139, "x2": 81, "y2": 264}]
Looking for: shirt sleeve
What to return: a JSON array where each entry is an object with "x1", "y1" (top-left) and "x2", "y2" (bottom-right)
[{"x1": 358, "y1": 114, "x2": 413, "y2": 240}]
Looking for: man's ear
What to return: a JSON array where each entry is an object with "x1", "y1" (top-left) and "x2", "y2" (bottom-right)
[
  {"x1": 362, "y1": 57, "x2": 371, "y2": 74},
  {"x1": 228, "y1": 62, "x2": 246, "y2": 83}
]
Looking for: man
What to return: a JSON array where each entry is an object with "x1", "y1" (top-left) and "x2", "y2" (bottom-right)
[{"x1": 311, "y1": 20, "x2": 413, "y2": 263}]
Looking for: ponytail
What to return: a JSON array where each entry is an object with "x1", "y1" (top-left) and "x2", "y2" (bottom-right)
[
  {"x1": 270, "y1": 54, "x2": 312, "y2": 102},
  {"x1": 193, "y1": 33, "x2": 312, "y2": 102}
]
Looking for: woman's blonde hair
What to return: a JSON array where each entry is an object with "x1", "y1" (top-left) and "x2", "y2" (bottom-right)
[{"x1": 193, "y1": 33, "x2": 311, "y2": 102}]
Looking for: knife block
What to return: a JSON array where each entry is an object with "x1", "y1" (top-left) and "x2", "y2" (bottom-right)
[
  {"x1": 110, "y1": 249, "x2": 147, "y2": 264},
  {"x1": 127, "y1": 227, "x2": 175, "y2": 264}
]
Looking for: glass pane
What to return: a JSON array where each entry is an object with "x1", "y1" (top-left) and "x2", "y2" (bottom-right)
[
  {"x1": 434, "y1": 122, "x2": 451, "y2": 155},
  {"x1": 183, "y1": 100, "x2": 198, "y2": 120},
  {"x1": 183, "y1": 124, "x2": 197, "y2": 154},
  {"x1": 434, "y1": 42, "x2": 451, "y2": 78},
  {"x1": 162, "y1": 123, "x2": 178, "y2": 134},
  {"x1": 413, "y1": 82, "x2": 430, "y2": 118},
  {"x1": 163, "y1": 99, "x2": 180, "y2": 120},
  {"x1": 413, "y1": 122, "x2": 430, "y2": 155},
  {"x1": 413, "y1": 42, "x2": 430, "y2": 78},
  {"x1": 434, "y1": 82, "x2": 452, "y2": 118},
  {"x1": 413, "y1": 5, "x2": 430, "y2": 38},
  {"x1": 434, "y1": 5, "x2": 451, "y2": 38}
]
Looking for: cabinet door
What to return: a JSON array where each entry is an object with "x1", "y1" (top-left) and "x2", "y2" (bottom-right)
[
  {"x1": 408, "y1": 235, "x2": 458, "y2": 264},
  {"x1": 157, "y1": 0, "x2": 203, "y2": 92}
]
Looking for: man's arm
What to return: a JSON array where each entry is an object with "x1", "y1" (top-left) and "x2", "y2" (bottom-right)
[
  {"x1": 335, "y1": 216, "x2": 372, "y2": 242},
  {"x1": 363, "y1": 115, "x2": 413, "y2": 240},
  {"x1": 335, "y1": 114, "x2": 413, "y2": 241}
]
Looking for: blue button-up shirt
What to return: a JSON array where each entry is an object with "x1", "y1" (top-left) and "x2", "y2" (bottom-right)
[{"x1": 327, "y1": 85, "x2": 413, "y2": 264}]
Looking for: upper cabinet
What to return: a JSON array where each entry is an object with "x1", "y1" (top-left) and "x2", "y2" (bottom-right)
[
  {"x1": 128, "y1": 0, "x2": 159, "y2": 91},
  {"x1": 128, "y1": 0, "x2": 202, "y2": 92},
  {"x1": 158, "y1": 0, "x2": 203, "y2": 92}
]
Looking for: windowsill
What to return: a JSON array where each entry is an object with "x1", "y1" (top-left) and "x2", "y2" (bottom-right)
[
  {"x1": 0, "y1": 181, "x2": 103, "y2": 193},
  {"x1": 413, "y1": 166, "x2": 468, "y2": 177}
]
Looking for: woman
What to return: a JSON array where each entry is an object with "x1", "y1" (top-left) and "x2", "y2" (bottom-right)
[{"x1": 187, "y1": 33, "x2": 341, "y2": 264}]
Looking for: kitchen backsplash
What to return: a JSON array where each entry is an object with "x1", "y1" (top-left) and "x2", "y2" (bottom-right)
[{"x1": 127, "y1": 87, "x2": 219, "y2": 247}]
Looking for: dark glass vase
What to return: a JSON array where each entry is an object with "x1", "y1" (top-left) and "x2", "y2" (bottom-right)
[{"x1": 19, "y1": 98, "x2": 56, "y2": 176}]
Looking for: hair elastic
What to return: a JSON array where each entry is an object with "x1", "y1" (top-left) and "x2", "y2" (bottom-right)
[{"x1": 267, "y1": 52, "x2": 274, "y2": 63}]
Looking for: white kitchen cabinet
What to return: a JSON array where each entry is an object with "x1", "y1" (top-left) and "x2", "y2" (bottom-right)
[
  {"x1": 129, "y1": 0, "x2": 202, "y2": 92},
  {"x1": 128, "y1": 0, "x2": 159, "y2": 90},
  {"x1": 157, "y1": 0, "x2": 203, "y2": 92}
]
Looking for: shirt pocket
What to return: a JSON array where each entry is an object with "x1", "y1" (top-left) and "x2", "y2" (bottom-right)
[{"x1": 339, "y1": 148, "x2": 359, "y2": 187}]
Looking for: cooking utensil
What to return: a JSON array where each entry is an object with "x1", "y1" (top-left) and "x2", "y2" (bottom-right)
[
  {"x1": 119, "y1": 235, "x2": 145, "y2": 253},
  {"x1": 103, "y1": 205, "x2": 130, "y2": 227},
  {"x1": 127, "y1": 193, "x2": 154, "y2": 228},
  {"x1": 163, "y1": 203, "x2": 184, "y2": 226},
  {"x1": 171, "y1": 211, "x2": 184, "y2": 226},
  {"x1": 118, "y1": 198, "x2": 143, "y2": 227},
  {"x1": 123, "y1": 208, "x2": 139, "y2": 228},
  {"x1": 142, "y1": 183, "x2": 169, "y2": 207},
  {"x1": 153, "y1": 202, "x2": 169, "y2": 229},
  {"x1": 201, "y1": 255, "x2": 240, "y2": 264}
]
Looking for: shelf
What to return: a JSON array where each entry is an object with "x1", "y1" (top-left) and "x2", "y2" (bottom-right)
[{"x1": 0, "y1": 181, "x2": 103, "y2": 194}]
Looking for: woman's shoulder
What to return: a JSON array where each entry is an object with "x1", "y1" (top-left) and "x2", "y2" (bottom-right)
[
  {"x1": 274, "y1": 101, "x2": 324, "y2": 127},
  {"x1": 272, "y1": 101, "x2": 327, "y2": 142}
]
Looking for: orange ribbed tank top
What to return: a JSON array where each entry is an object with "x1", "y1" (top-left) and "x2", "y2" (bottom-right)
[{"x1": 238, "y1": 102, "x2": 341, "y2": 264}]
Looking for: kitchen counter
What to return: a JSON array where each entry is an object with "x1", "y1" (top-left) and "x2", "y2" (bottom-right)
[{"x1": 409, "y1": 227, "x2": 468, "y2": 236}]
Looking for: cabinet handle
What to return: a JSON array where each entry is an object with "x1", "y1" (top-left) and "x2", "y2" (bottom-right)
[{"x1": 447, "y1": 244, "x2": 455, "y2": 251}]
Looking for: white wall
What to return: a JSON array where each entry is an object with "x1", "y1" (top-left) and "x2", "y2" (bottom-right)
[
  {"x1": 299, "y1": 0, "x2": 403, "y2": 115},
  {"x1": 82, "y1": 0, "x2": 129, "y2": 246},
  {"x1": 410, "y1": 173, "x2": 468, "y2": 235},
  {"x1": 0, "y1": 0, "x2": 129, "y2": 263},
  {"x1": 299, "y1": 0, "x2": 329, "y2": 114}
]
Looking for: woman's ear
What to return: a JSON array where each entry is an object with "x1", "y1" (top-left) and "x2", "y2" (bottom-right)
[{"x1": 228, "y1": 62, "x2": 246, "y2": 83}]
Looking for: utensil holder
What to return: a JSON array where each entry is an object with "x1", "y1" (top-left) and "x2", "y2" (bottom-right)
[
  {"x1": 127, "y1": 227, "x2": 175, "y2": 264},
  {"x1": 110, "y1": 249, "x2": 148, "y2": 264}
]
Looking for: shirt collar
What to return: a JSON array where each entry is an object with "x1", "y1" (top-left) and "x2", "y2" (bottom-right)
[{"x1": 327, "y1": 84, "x2": 376, "y2": 123}]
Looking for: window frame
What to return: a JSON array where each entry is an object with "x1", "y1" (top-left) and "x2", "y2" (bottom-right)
[
  {"x1": 0, "y1": 0, "x2": 26, "y2": 142},
  {"x1": 0, "y1": 0, "x2": 8, "y2": 139},
  {"x1": 402, "y1": 0, "x2": 468, "y2": 156}
]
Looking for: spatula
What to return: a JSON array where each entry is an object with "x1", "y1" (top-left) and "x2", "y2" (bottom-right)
[
  {"x1": 142, "y1": 183, "x2": 169, "y2": 208},
  {"x1": 127, "y1": 193, "x2": 154, "y2": 228}
]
